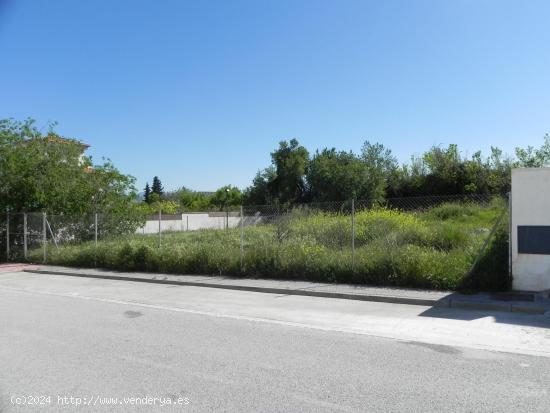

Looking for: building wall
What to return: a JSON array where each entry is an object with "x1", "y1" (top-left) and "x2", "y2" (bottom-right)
[
  {"x1": 511, "y1": 168, "x2": 550, "y2": 291},
  {"x1": 138, "y1": 213, "x2": 262, "y2": 234}
]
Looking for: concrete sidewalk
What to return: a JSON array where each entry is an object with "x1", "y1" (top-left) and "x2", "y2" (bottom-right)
[{"x1": 23, "y1": 265, "x2": 550, "y2": 315}]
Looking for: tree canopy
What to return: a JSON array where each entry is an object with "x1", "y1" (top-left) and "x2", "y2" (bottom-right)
[
  {"x1": 0, "y1": 118, "x2": 137, "y2": 214},
  {"x1": 244, "y1": 135, "x2": 550, "y2": 205},
  {"x1": 151, "y1": 176, "x2": 164, "y2": 197},
  {"x1": 6, "y1": 117, "x2": 547, "y2": 213},
  {"x1": 307, "y1": 149, "x2": 368, "y2": 202},
  {"x1": 268, "y1": 139, "x2": 309, "y2": 204}
]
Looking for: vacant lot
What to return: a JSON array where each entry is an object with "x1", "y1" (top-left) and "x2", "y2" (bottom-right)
[{"x1": 29, "y1": 200, "x2": 509, "y2": 291}]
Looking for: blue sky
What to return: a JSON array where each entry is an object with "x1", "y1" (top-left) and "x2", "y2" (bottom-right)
[{"x1": 1, "y1": 0, "x2": 549, "y2": 191}]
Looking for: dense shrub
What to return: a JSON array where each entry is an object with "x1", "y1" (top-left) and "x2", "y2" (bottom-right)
[{"x1": 427, "y1": 203, "x2": 477, "y2": 220}]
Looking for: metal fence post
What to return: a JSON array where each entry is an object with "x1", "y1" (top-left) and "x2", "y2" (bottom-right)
[
  {"x1": 23, "y1": 213, "x2": 28, "y2": 260},
  {"x1": 5, "y1": 210, "x2": 9, "y2": 260},
  {"x1": 42, "y1": 212, "x2": 47, "y2": 263},
  {"x1": 351, "y1": 199, "x2": 355, "y2": 270},
  {"x1": 94, "y1": 212, "x2": 98, "y2": 267},
  {"x1": 240, "y1": 205, "x2": 244, "y2": 271},
  {"x1": 508, "y1": 192, "x2": 513, "y2": 279},
  {"x1": 94, "y1": 213, "x2": 98, "y2": 248},
  {"x1": 158, "y1": 208, "x2": 162, "y2": 249}
]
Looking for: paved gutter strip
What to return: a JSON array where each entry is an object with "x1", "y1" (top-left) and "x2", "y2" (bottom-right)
[
  {"x1": 21, "y1": 268, "x2": 550, "y2": 315},
  {"x1": 510, "y1": 304, "x2": 548, "y2": 314},
  {"x1": 450, "y1": 300, "x2": 512, "y2": 312}
]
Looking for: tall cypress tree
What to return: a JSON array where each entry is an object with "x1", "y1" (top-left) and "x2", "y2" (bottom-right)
[
  {"x1": 151, "y1": 176, "x2": 164, "y2": 198},
  {"x1": 144, "y1": 182, "x2": 151, "y2": 203}
]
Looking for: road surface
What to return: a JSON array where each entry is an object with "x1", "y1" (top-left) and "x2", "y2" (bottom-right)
[{"x1": 1, "y1": 271, "x2": 549, "y2": 412}]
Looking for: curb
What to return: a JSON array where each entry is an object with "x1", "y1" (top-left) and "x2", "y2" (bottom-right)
[
  {"x1": 23, "y1": 269, "x2": 445, "y2": 307},
  {"x1": 22, "y1": 269, "x2": 549, "y2": 315}
]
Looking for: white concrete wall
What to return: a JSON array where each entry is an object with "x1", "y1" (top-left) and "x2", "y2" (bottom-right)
[
  {"x1": 137, "y1": 213, "x2": 262, "y2": 234},
  {"x1": 511, "y1": 168, "x2": 550, "y2": 291}
]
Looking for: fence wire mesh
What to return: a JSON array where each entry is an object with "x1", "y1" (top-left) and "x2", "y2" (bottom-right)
[{"x1": 0, "y1": 194, "x2": 507, "y2": 290}]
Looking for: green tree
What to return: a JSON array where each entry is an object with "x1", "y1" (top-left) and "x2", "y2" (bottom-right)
[
  {"x1": 360, "y1": 141, "x2": 398, "y2": 201},
  {"x1": 210, "y1": 185, "x2": 243, "y2": 210},
  {"x1": 486, "y1": 147, "x2": 513, "y2": 195},
  {"x1": 388, "y1": 144, "x2": 515, "y2": 197},
  {"x1": 244, "y1": 167, "x2": 276, "y2": 205},
  {"x1": 151, "y1": 176, "x2": 164, "y2": 198},
  {"x1": 143, "y1": 182, "x2": 151, "y2": 203},
  {"x1": 307, "y1": 149, "x2": 369, "y2": 202},
  {"x1": 163, "y1": 186, "x2": 190, "y2": 202},
  {"x1": 179, "y1": 190, "x2": 213, "y2": 211},
  {"x1": 421, "y1": 144, "x2": 467, "y2": 195},
  {"x1": 244, "y1": 139, "x2": 309, "y2": 205},
  {"x1": 387, "y1": 155, "x2": 428, "y2": 197},
  {"x1": 136, "y1": 199, "x2": 179, "y2": 214},
  {"x1": 269, "y1": 139, "x2": 309, "y2": 204},
  {"x1": 0, "y1": 118, "x2": 137, "y2": 214},
  {"x1": 246, "y1": 133, "x2": 550, "y2": 203},
  {"x1": 515, "y1": 134, "x2": 550, "y2": 167}
]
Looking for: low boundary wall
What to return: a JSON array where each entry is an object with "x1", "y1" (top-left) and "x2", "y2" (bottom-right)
[{"x1": 138, "y1": 212, "x2": 261, "y2": 234}]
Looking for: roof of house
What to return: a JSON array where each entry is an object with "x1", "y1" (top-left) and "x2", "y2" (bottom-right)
[
  {"x1": 42, "y1": 134, "x2": 90, "y2": 149},
  {"x1": 21, "y1": 134, "x2": 90, "y2": 150}
]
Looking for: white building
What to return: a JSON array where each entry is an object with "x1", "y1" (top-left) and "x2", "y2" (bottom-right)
[{"x1": 511, "y1": 168, "x2": 550, "y2": 291}]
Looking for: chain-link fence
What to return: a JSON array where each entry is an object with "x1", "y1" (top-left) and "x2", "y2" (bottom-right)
[
  {"x1": 0, "y1": 212, "x2": 47, "y2": 262},
  {"x1": 0, "y1": 194, "x2": 508, "y2": 290}
]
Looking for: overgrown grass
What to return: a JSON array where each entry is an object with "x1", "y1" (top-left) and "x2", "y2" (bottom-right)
[{"x1": 28, "y1": 200, "x2": 509, "y2": 291}]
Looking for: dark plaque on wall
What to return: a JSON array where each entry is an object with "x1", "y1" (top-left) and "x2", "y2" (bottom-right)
[{"x1": 518, "y1": 226, "x2": 550, "y2": 254}]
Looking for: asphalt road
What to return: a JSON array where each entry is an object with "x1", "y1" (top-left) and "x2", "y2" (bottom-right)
[{"x1": 1, "y1": 272, "x2": 550, "y2": 412}]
